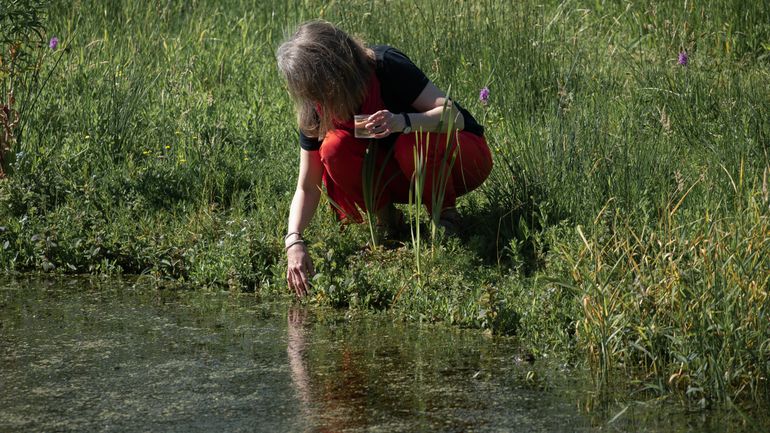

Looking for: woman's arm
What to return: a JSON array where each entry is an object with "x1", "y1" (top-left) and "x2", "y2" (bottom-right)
[
  {"x1": 407, "y1": 81, "x2": 465, "y2": 131},
  {"x1": 365, "y1": 82, "x2": 464, "y2": 137},
  {"x1": 288, "y1": 149, "x2": 323, "y2": 235},
  {"x1": 286, "y1": 148, "x2": 323, "y2": 297}
]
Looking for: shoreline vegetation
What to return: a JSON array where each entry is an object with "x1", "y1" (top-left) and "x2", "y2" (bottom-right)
[{"x1": 1, "y1": 0, "x2": 768, "y2": 408}]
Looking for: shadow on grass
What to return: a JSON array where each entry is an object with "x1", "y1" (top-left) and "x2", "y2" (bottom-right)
[{"x1": 463, "y1": 158, "x2": 567, "y2": 276}]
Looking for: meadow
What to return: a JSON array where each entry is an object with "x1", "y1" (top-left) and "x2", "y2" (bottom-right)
[{"x1": 1, "y1": 0, "x2": 768, "y2": 408}]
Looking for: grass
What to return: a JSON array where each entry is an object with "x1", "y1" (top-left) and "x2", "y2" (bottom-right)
[{"x1": 1, "y1": 0, "x2": 769, "y2": 408}]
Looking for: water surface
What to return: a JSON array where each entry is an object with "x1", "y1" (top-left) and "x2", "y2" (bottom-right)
[{"x1": 1, "y1": 277, "x2": 765, "y2": 432}]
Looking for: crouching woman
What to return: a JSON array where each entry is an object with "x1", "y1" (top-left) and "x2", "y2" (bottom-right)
[{"x1": 276, "y1": 20, "x2": 492, "y2": 297}]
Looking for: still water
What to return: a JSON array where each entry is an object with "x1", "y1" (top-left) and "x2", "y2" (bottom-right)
[{"x1": 0, "y1": 277, "x2": 764, "y2": 432}]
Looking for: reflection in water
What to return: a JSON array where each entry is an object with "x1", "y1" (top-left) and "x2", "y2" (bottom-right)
[
  {"x1": 284, "y1": 306, "x2": 582, "y2": 432},
  {"x1": 288, "y1": 307, "x2": 369, "y2": 432},
  {"x1": 288, "y1": 307, "x2": 311, "y2": 407}
]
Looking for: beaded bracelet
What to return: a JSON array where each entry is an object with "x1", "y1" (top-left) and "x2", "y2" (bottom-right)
[{"x1": 285, "y1": 239, "x2": 306, "y2": 251}]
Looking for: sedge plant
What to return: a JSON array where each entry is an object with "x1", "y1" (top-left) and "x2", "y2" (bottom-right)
[
  {"x1": 361, "y1": 138, "x2": 399, "y2": 247},
  {"x1": 428, "y1": 94, "x2": 461, "y2": 241},
  {"x1": 408, "y1": 130, "x2": 427, "y2": 278},
  {"x1": 406, "y1": 88, "x2": 462, "y2": 277}
]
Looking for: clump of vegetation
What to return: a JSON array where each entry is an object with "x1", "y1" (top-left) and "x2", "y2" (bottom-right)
[
  {"x1": 0, "y1": 0, "x2": 62, "y2": 177},
  {"x1": 0, "y1": 0, "x2": 768, "y2": 408}
]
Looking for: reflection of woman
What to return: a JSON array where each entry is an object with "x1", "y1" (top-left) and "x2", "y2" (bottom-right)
[
  {"x1": 287, "y1": 307, "x2": 311, "y2": 408},
  {"x1": 277, "y1": 20, "x2": 493, "y2": 297},
  {"x1": 286, "y1": 307, "x2": 368, "y2": 432}
]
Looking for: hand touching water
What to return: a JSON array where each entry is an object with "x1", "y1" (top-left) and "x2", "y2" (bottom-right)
[{"x1": 286, "y1": 242, "x2": 314, "y2": 297}]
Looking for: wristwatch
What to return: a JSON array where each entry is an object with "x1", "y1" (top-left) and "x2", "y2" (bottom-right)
[{"x1": 402, "y1": 113, "x2": 412, "y2": 134}]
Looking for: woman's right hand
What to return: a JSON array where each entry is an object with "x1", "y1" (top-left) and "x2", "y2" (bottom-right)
[{"x1": 287, "y1": 242, "x2": 314, "y2": 298}]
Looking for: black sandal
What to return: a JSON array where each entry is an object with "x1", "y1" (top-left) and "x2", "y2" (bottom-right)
[
  {"x1": 437, "y1": 208, "x2": 463, "y2": 237},
  {"x1": 376, "y1": 205, "x2": 409, "y2": 241}
]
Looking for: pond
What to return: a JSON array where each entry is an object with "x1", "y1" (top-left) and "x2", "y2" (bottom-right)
[{"x1": 0, "y1": 277, "x2": 765, "y2": 432}]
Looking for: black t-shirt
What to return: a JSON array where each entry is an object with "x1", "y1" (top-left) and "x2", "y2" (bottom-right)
[{"x1": 299, "y1": 45, "x2": 484, "y2": 151}]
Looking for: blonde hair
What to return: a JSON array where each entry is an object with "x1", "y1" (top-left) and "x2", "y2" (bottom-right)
[{"x1": 277, "y1": 20, "x2": 374, "y2": 139}]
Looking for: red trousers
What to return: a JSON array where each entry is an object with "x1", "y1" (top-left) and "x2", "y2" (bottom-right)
[
  {"x1": 320, "y1": 129, "x2": 492, "y2": 222},
  {"x1": 318, "y1": 75, "x2": 492, "y2": 222}
]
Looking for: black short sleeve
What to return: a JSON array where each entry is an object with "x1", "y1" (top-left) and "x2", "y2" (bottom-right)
[
  {"x1": 374, "y1": 46, "x2": 430, "y2": 111},
  {"x1": 299, "y1": 130, "x2": 321, "y2": 151}
]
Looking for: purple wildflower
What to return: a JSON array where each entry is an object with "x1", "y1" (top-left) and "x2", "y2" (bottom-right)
[
  {"x1": 479, "y1": 86, "x2": 490, "y2": 105},
  {"x1": 678, "y1": 51, "x2": 688, "y2": 66},
  {"x1": 49, "y1": 36, "x2": 59, "y2": 50}
]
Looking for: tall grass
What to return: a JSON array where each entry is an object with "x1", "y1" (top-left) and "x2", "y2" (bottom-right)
[{"x1": 0, "y1": 0, "x2": 768, "y2": 407}]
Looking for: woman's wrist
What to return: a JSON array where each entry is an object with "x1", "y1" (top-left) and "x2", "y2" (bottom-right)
[
  {"x1": 399, "y1": 112, "x2": 410, "y2": 133},
  {"x1": 285, "y1": 231, "x2": 304, "y2": 250},
  {"x1": 285, "y1": 238, "x2": 306, "y2": 251}
]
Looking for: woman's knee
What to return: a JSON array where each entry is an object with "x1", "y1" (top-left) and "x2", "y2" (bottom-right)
[
  {"x1": 392, "y1": 132, "x2": 445, "y2": 171},
  {"x1": 392, "y1": 135, "x2": 413, "y2": 170},
  {"x1": 453, "y1": 134, "x2": 493, "y2": 192}
]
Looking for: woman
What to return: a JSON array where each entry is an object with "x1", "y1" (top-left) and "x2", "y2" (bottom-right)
[{"x1": 277, "y1": 20, "x2": 492, "y2": 297}]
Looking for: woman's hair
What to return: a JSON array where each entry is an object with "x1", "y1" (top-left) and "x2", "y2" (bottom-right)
[{"x1": 277, "y1": 20, "x2": 374, "y2": 139}]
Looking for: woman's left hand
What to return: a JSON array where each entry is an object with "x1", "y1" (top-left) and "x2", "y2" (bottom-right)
[{"x1": 365, "y1": 110, "x2": 406, "y2": 139}]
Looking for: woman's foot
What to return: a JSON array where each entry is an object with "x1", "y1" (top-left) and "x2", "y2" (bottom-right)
[
  {"x1": 437, "y1": 207, "x2": 463, "y2": 237},
  {"x1": 375, "y1": 203, "x2": 409, "y2": 241}
]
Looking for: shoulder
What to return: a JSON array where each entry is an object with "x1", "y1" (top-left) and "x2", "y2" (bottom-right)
[
  {"x1": 371, "y1": 44, "x2": 427, "y2": 82},
  {"x1": 370, "y1": 45, "x2": 429, "y2": 109},
  {"x1": 371, "y1": 45, "x2": 415, "y2": 67}
]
